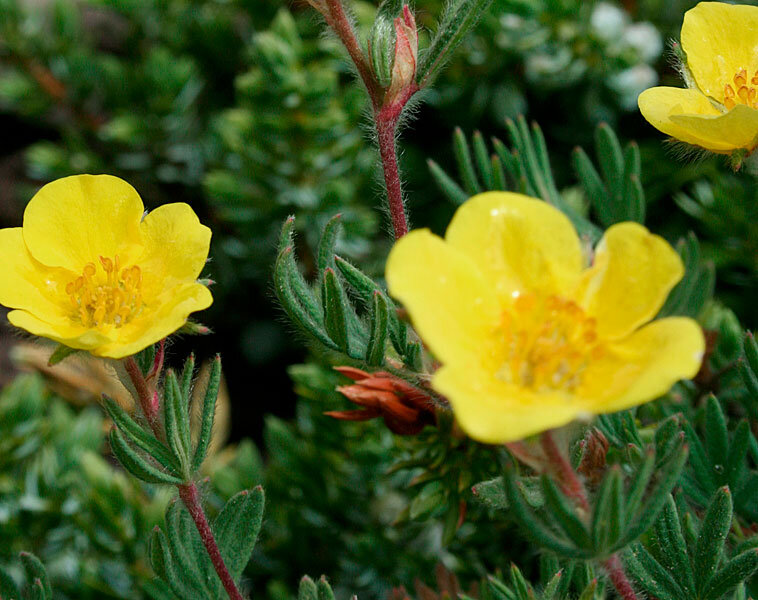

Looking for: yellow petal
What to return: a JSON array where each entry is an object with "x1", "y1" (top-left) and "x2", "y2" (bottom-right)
[
  {"x1": 8, "y1": 309, "x2": 109, "y2": 351},
  {"x1": 433, "y1": 365, "x2": 579, "y2": 443},
  {"x1": 681, "y1": 2, "x2": 758, "y2": 103},
  {"x1": 92, "y1": 283, "x2": 213, "y2": 359},
  {"x1": 137, "y1": 202, "x2": 212, "y2": 296},
  {"x1": 444, "y1": 192, "x2": 583, "y2": 301},
  {"x1": 22, "y1": 174, "x2": 144, "y2": 271},
  {"x1": 385, "y1": 229, "x2": 500, "y2": 367},
  {"x1": 671, "y1": 104, "x2": 758, "y2": 152},
  {"x1": 637, "y1": 86, "x2": 740, "y2": 152},
  {"x1": 575, "y1": 222, "x2": 683, "y2": 340},
  {"x1": 580, "y1": 317, "x2": 705, "y2": 413},
  {"x1": 0, "y1": 228, "x2": 72, "y2": 325}
]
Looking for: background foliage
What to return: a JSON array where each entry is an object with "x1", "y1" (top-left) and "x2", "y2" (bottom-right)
[{"x1": 3, "y1": 0, "x2": 758, "y2": 598}]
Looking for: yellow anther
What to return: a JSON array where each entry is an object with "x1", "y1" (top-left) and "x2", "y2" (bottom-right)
[
  {"x1": 725, "y1": 68, "x2": 758, "y2": 110},
  {"x1": 495, "y1": 293, "x2": 604, "y2": 393},
  {"x1": 735, "y1": 68, "x2": 747, "y2": 87},
  {"x1": 65, "y1": 256, "x2": 144, "y2": 328}
]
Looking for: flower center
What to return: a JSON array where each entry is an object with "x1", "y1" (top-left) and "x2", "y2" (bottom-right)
[
  {"x1": 495, "y1": 293, "x2": 604, "y2": 393},
  {"x1": 723, "y1": 68, "x2": 758, "y2": 110},
  {"x1": 65, "y1": 255, "x2": 144, "y2": 328}
]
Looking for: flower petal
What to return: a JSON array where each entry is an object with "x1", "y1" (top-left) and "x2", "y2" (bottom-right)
[
  {"x1": 386, "y1": 229, "x2": 500, "y2": 367},
  {"x1": 444, "y1": 192, "x2": 583, "y2": 301},
  {"x1": 8, "y1": 309, "x2": 109, "y2": 350},
  {"x1": 138, "y1": 202, "x2": 212, "y2": 296},
  {"x1": 434, "y1": 365, "x2": 579, "y2": 443},
  {"x1": 22, "y1": 174, "x2": 144, "y2": 271},
  {"x1": 681, "y1": 1, "x2": 758, "y2": 103},
  {"x1": 93, "y1": 283, "x2": 213, "y2": 359},
  {"x1": 637, "y1": 86, "x2": 737, "y2": 152},
  {"x1": 0, "y1": 228, "x2": 72, "y2": 324},
  {"x1": 580, "y1": 317, "x2": 705, "y2": 412},
  {"x1": 575, "y1": 222, "x2": 683, "y2": 340},
  {"x1": 671, "y1": 104, "x2": 758, "y2": 153}
]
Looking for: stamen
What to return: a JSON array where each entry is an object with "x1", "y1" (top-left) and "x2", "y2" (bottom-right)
[
  {"x1": 725, "y1": 68, "x2": 758, "y2": 110},
  {"x1": 65, "y1": 255, "x2": 144, "y2": 328},
  {"x1": 495, "y1": 293, "x2": 604, "y2": 393}
]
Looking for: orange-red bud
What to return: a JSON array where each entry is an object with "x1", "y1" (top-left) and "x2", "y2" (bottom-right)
[{"x1": 326, "y1": 366, "x2": 435, "y2": 435}]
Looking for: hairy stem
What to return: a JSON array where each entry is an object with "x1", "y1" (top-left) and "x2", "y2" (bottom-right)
[
  {"x1": 376, "y1": 112, "x2": 409, "y2": 239},
  {"x1": 540, "y1": 431, "x2": 639, "y2": 600},
  {"x1": 540, "y1": 429, "x2": 589, "y2": 512},
  {"x1": 179, "y1": 483, "x2": 245, "y2": 600},
  {"x1": 123, "y1": 354, "x2": 245, "y2": 600},
  {"x1": 602, "y1": 554, "x2": 640, "y2": 600},
  {"x1": 324, "y1": 0, "x2": 379, "y2": 104},
  {"x1": 124, "y1": 357, "x2": 159, "y2": 428}
]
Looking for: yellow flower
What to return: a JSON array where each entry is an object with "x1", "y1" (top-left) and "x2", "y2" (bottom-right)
[
  {"x1": 386, "y1": 192, "x2": 705, "y2": 443},
  {"x1": 0, "y1": 175, "x2": 213, "y2": 359},
  {"x1": 638, "y1": 2, "x2": 758, "y2": 154}
]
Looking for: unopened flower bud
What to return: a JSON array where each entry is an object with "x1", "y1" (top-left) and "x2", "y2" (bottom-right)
[
  {"x1": 325, "y1": 366, "x2": 435, "y2": 435},
  {"x1": 384, "y1": 6, "x2": 418, "y2": 106}
]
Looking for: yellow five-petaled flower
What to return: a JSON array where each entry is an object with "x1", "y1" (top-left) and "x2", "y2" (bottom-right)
[
  {"x1": 639, "y1": 2, "x2": 758, "y2": 154},
  {"x1": 386, "y1": 192, "x2": 705, "y2": 443},
  {"x1": 0, "y1": 174, "x2": 213, "y2": 359}
]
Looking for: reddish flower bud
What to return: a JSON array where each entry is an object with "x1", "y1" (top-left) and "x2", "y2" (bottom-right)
[
  {"x1": 326, "y1": 366, "x2": 435, "y2": 434},
  {"x1": 384, "y1": 6, "x2": 418, "y2": 106}
]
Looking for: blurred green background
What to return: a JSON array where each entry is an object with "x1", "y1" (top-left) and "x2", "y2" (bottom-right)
[{"x1": 2, "y1": 0, "x2": 758, "y2": 598}]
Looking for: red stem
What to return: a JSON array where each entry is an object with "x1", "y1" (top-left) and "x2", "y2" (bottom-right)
[
  {"x1": 540, "y1": 430, "x2": 589, "y2": 512},
  {"x1": 124, "y1": 357, "x2": 160, "y2": 428},
  {"x1": 179, "y1": 483, "x2": 245, "y2": 600},
  {"x1": 376, "y1": 112, "x2": 409, "y2": 239},
  {"x1": 602, "y1": 554, "x2": 640, "y2": 600},
  {"x1": 123, "y1": 354, "x2": 245, "y2": 600},
  {"x1": 324, "y1": 0, "x2": 379, "y2": 104},
  {"x1": 540, "y1": 431, "x2": 638, "y2": 600}
]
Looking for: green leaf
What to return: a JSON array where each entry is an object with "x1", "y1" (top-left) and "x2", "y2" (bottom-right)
[
  {"x1": 19, "y1": 553, "x2": 51, "y2": 600},
  {"x1": 625, "y1": 543, "x2": 684, "y2": 600},
  {"x1": 317, "y1": 213, "x2": 342, "y2": 276},
  {"x1": 703, "y1": 548, "x2": 758, "y2": 600},
  {"x1": 365, "y1": 291, "x2": 389, "y2": 366},
  {"x1": 591, "y1": 466, "x2": 623, "y2": 550},
  {"x1": 103, "y1": 396, "x2": 182, "y2": 476},
  {"x1": 214, "y1": 487, "x2": 265, "y2": 581},
  {"x1": 109, "y1": 427, "x2": 183, "y2": 485},
  {"x1": 317, "y1": 576, "x2": 336, "y2": 600},
  {"x1": 274, "y1": 246, "x2": 333, "y2": 349},
  {"x1": 47, "y1": 343, "x2": 79, "y2": 366},
  {"x1": 619, "y1": 439, "x2": 688, "y2": 548},
  {"x1": 150, "y1": 527, "x2": 194, "y2": 599},
  {"x1": 428, "y1": 158, "x2": 468, "y2": 204},
  {"x1": 417, "y1": 0, "x2": 494, "y2": 86},
  {"x1": 453, "y1": 126, "x2": 481, "y2": 195},
  {"x1": 0, "y1": 566, "x2": 20, "y2": 600},
  {"x1": 704, "y1": 396, "x2": 729, "y2": 470},
  {"x1": 540, "y1": 475, "x2": 591, "y2": 551},
  {"x1": 180, "y1": 354, "x2": 195, "y2": 404},
  {"x1": 694, "y1": 486, "x2": 733, "y2": 594},
  {"x1": 321, "y1": 268, "x2": 350, "y2": 353},
  {"x1": 500, "y1": 458, "x2": 588, "y2": 559},
  {"x1": 472, "y1": 131, "x2": 493, "y2": 190},
  {"x1": 298, "y1": 576, "x2": 319, "y2": 600},
  {"x1": 163, "y1": 371, "x2": 191, "y2": 474},
  {"x1": 164, "y1": 501, "x2": 219, "y2": 598},
  {"x1": 192, "y1": 355, "x2": 222, "y2": 471},
  {"x1": 653, "y1": 495, "x2": 695, "y2": 596}
]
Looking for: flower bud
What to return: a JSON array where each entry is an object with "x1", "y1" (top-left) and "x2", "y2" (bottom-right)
[
  {"x1": 384, "y1": 6, "x2": 418, "y2": 106},
  {"x1": 325, "y1": 366, "x2": 435, "y2": 435}
]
